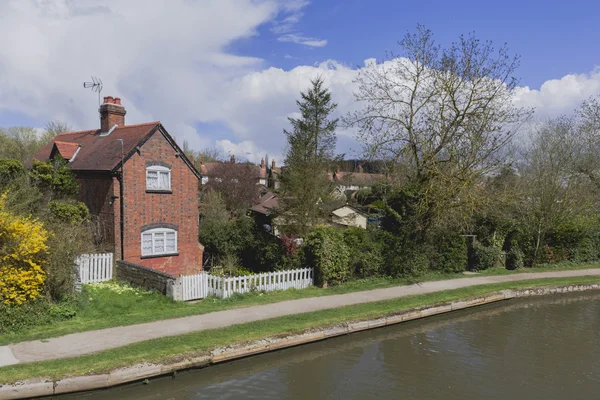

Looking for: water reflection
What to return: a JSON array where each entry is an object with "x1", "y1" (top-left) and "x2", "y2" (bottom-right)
[{"x1": 64, "y1": 292, "x2": 600, "y2": 400}]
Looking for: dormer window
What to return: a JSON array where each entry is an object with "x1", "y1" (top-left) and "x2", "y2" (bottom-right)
[{"x1": 146, "y1": 165, "x2": 171, "y2": 191}]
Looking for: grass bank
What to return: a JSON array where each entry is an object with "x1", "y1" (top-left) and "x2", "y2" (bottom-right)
[
  {"x1": 1, "y1": 275, "x2": 599, "y2": 383},
  {"x1": 1, "y1": 261, "x2": 599, "y2": 346}
]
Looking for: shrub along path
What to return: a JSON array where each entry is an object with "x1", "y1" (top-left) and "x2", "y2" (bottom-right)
[{"x1": 1, "y1": 268, "x2": 600, "y2": 368}]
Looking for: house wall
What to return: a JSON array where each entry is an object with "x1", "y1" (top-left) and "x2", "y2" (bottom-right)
[
  {"x1": 119, "y1": 130, "x2": 202, "y2": 276},
  {"x1": 75, "y1": 172, "x2": 116, "y2": 250},
  {"x1": 332, "y1": 207, "x2": 367, "y2": 229}
]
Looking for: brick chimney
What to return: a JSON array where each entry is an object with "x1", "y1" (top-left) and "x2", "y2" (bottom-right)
[
  {"x1": 100, "y1": 96, "x2": 126, "y2": 133},
  {"x1": 271, "y1": 160, "x2": 276, "y2": 169},
  {"x1": 261, "y1": 158, "x2": 265, "y2": 168}
]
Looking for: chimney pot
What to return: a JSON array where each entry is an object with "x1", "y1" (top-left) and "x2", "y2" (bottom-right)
[
  {"x1": 261, "y1": 158, "x2": 265, "y2": 168},
  {"x1": 114, "y1": 97, "x2": 121, "y2": 105}
]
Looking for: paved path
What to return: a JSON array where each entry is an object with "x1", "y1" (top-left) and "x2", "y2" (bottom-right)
[{"x1": 2, "y1": 269, "x2": 600, "y2": 368}]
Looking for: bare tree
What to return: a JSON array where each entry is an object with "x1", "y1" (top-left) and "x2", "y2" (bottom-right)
[
  {"x1": 517, "y1": 117, "x2": 596, "y2": 264},
  {"x1": 204, "y1": 162, "x2": 260, "y2": 216},
  {"x1": 43, "y1": 120, "x2": 71, "y2": 141},
  {"x1": 572, "y1": 96, "x2": 600, "y2": 188},
  {"x1": 345, "y1": 25, "x2": 533, "y2": 229}
]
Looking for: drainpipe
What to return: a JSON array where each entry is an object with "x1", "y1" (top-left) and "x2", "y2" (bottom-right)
[{"x1": 117, "y1": 139, "x2": 125, "y2": 260}]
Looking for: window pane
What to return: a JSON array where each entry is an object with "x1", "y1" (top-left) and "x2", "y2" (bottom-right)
[
  {"x1": 159, "y1": 171, "x2": 170, "y2": 190},
  {"x1": 147, "y1": 171, "x2": 158, "y2": 189},
  {"x1": 154, "y1": 232, "x2": 165, "y2": 253},
  {"x1": 142, "y1": 233, "x2": 153, "y2": 255},
  {"x1": 166, "y1": 232, "x2": 176, "y2": 253}
]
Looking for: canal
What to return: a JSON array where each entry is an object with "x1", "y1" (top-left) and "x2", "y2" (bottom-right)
[{"x1": 65, "y1": 292, "x2": 600, "y2": 400}]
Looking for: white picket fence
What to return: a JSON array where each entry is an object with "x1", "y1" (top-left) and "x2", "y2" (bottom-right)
[
  {"x1": 181, "y1": 267, "x2": 314, "y2": 301},
  {"x1": 75, "y1": 253, "x2": 113, "y2": 284}
]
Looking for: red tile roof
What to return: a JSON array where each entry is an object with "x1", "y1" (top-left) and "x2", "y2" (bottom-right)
[
  {"x1": 250, "y1": 191, "x2": 279, "y2": 215},
  {"x1": 34, "y1": 122, "x2": 160, "y2": 171},
  {"x1": 54, "y1": 141, "x2": 80, "y2": 160}
]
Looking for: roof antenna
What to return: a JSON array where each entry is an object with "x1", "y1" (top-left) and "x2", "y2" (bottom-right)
[
  {"x1": 83, "y1": 76, "x2": 103, "y2": 106},
  {"x1": 83, "y1": 77, "x2": 104, "y2": 124}
]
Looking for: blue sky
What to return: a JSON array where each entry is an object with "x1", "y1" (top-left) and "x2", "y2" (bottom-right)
[
  {"x1": 0, "y1": 0, "x2": 599, "y2": 162},
  {"x1": 239, "y1": 0, "x2": 599, "y2": 89}
]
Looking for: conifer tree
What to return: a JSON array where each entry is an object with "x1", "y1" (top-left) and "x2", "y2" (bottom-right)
[{"x1": 279, "y1": 77, "x2": 340, "y2": 236}]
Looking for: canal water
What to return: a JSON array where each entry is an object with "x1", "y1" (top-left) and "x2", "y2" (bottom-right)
[{"x1": 65, "y1": 292, "x2": 600, "y2": 400}]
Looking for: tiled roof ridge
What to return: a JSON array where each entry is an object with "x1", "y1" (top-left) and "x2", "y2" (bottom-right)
[{"x1": 57, "y1": 121, "x2": 160, "y2": 136}]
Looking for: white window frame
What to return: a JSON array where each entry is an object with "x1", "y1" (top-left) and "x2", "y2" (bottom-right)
[
  {"x1": 141, "y1": 228, "x2": 178, "y2": 257},
  {"x1": 146, "y1": 165, "x2": 171, "y2": 191}
]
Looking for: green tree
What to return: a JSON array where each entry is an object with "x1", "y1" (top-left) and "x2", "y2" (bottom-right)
[
  {"x1": 0, "y1": 121, "x2": 69, "y2": 165},
  {"x1": 279, "y1": 77, "x2": 340, "y2": 236},
  {"x1": 345, "y1": 25, "x2": 533, "y2": 236},
  {"x1": 29, "y1": 158, "x2": 79, "y2": 199}
]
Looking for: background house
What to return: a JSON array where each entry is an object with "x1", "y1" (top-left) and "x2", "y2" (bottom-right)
[
  {"x1": 34, "y1": 96, "x2": 203, "y2": 276},
  {"x1": 331, "y1": 205, "x2": 368, "y2": 229},
  {"x1": 201, "y1": 155, "x2": 268, "y2": 189},
  {"x1": 249, "y1": 190, "x2": 367, "y2": 236}
]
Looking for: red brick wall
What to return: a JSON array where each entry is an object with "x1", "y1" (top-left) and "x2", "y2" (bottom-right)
[{"x1": 118, "y1": 130, "x2": 202, "y2": 275}]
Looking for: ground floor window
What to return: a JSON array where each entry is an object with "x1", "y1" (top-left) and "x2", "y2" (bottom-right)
[{"x1": 141, "y1": 228, "x2": 177, "y2": 256}]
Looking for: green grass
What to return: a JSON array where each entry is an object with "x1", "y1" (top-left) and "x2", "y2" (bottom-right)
[
  {"x1": 1, "y1": 275, "x2": 599, "y2": 384},
  {"x1": 1, "y1": 262, "x2": 599, "y2": 346}
]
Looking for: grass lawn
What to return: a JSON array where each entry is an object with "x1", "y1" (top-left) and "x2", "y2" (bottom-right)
[
  {"x1": 0, "y1": 261, "x2": 598, "y2": 346},
  {"x1": 1, "y1": 275, "x2": 599, "y2": 383}
]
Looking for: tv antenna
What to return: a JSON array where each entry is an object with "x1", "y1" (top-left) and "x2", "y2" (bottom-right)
[{"x1": 83, "y1": 77, "x2": 103, "y2": 106}]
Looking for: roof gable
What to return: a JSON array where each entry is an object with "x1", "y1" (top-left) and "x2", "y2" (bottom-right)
[{"x1": 53, "y1": 141, "x2": 80, "y2": 160}]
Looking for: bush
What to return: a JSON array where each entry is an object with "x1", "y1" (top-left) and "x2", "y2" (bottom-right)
[
  {"x1": 48, "y1": 200, "x2": 89, "y2": 224},
  {"x1": 377, "y1": 231, "x2": 429, "y2": 278},
  {"x1": 29, "y1": 158, "x2": 79, "y2": 197},
  {"x1": 343, "y1": 227, "x2": 384, "y2": 278},
  {"x1": 305, "y1": 226, "x2": 351, "y2": 286},
  {"x1": 572, "y1": 236, "x2": 600, "y2": 263},
  {"x1": 0, "y1": 158, "x2": 25, "y2": 184},
  {"x1": 43, "y1": 220, "x2": 95, "y2": 301},
  {"x1": 395, "y1": 247, "x2": 430, "y2": 278},
  {"x1": 199, "y1": 216, "x2": 254, "y2": 265},
  {"x1": 506, "y1": 247, "x2": 524, "y2": 270},
  {"x1": 0, "y1": 193, "x2": 49, "y2": 306},
  {"x1": 0, "y1": 298, "x2": 76, "y2": 334},
  {"x1": 433, "y1": 235, "x2": 468, "y2": 273},
  {"x1": 471, "y1": 242, "x2": 500, "y2": 270}
]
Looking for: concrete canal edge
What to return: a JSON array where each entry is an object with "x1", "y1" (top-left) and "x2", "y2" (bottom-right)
[{"x1": 1, "y1": 282, "x2": 600, "y2": 399}]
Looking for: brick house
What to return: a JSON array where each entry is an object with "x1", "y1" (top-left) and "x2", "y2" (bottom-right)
[{"x1": 34, "y1": 96, "x2": 203, "y2": 276}]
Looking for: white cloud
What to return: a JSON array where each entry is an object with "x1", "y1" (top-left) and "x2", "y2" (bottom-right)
[
  {"x1": 0, "y1": 1, "x2": 599, "y2": 165},
  {"x1": 278, "y1": 33, "x2": 327, "y2": 47},
  {"x1": 216, "y1": 139, "x2": 270, "y2": 164},
  {"x1": 271, "y1": 0, "x2": 309, "y2": 34},
  {"x1": 0, "y1": 0, "x2": 277, "y2": 125},
  {"x1": 270, "y1": 1, "x2": 326, "y2": 47},
  {"x1": 514, "y1": 68, "x2": 600, "y2": 117}
]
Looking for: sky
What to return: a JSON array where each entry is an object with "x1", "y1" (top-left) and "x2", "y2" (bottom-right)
[{"x1": 0, "y1": 0, "x2": 599, "y2": 164}]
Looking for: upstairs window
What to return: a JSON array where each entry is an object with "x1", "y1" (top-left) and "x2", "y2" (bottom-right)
[
  {"x1": 146, "y1": 165, "x2": 171, "y2": 191},
  {"x1": 141, "y1": 228, "x2": 177, "y2": 257}
]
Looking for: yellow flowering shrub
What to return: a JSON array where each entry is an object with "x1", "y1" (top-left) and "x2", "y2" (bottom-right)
[{"x1": 0, "y1": 193, "x2": 49, "y2": 305}]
